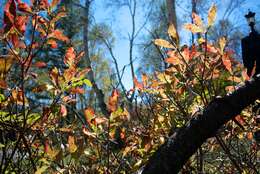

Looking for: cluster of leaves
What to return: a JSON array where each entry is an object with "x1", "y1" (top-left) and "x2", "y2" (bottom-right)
[{"x1": 0, "y1": 1, "x2": 259, "y2": 174}]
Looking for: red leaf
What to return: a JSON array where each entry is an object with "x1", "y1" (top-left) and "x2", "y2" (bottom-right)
[
  {"x1": 34, "y1": 61, "x2": 47, "y2": 68},
  {"x1": 134, "y1": 77, "x2": 143, "y2": 90},
  {"x1": 15, "y1": 15, "x2": 28, "y2": 34},
  {"x1": 4, "y1": 0, "x2": 16, "y2": 33},
  {"x1": 39, "y1": 0, "x2": 49, "y2": 9},
  {"x1": 64, "y1": 47, "x2": 76, "y2": 66},
  {"x1": 17, "y1": 2, "x2": 32, "y2": 13},
  {"x1": 108, "y1": 89, "x2": 119, "y2": 113},
  {"x1": 70, "y1": 87, "x2": 84, "y2": 94}
]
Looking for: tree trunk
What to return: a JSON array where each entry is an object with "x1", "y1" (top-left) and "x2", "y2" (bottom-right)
[
  {"x1": 142, "y1": 77, "x2": 260, "y2": 174},
  {"x1": 166, "y1": 0, "x2": 179, "y2": 44},
  {"x1": 83, "y1": 0, "x2": 109, "y2": 117}
]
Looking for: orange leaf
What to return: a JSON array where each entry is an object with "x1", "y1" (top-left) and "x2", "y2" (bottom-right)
[
  {"x1": 141, "y1": 73, "x2": 148, "y2": 87},
  {"x1": 60, "y1": 104, "x2": 67, "y2": 117},
  {"x1": 34, "y1": 61, "x2": 47, "y2": 68},
  {"x1": 48, "y1": 29, "x2": 69, "y2": 42},
  {"x1": 134, "y1": 77, "x2": 144, "y2": 90},
  {"x1": 64, "y1": 47, "x2": 76, "y2": 67},
  {"x1": 47, "y1": 39, "x2": 58, "y2": 48},
  {"x1": 222, "y1": 54, "x2": 232, "y2": 73},
  {"x1": 154, "y1": 39, "x2": 174, "y2": 48},
  {"x1": 70, "y1": 87, "x2": 84, "y2": 94},
  {"x1": 108, "y1": 89, "x2": 119, "y2": 113},
  {"x1": 84, "y1": 108, "x2": 95, "y2": 123},
  {"x1": 68, "y1": 136, "x2": 77, "y2": 153},
  {"x1": 165, "y1": 56, "x2": 181, "y2": 65}
]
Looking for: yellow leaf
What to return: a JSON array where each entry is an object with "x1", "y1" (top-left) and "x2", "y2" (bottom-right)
[
  {"x1": 154, "y1": 39, "x2": 174, "y2": 48},
  {"x1": 168, "y1": 24, "x2": 177, "y2": 39},
  {"x1": 208, "y1": 4, "x2": 217, "y2": 27},
  {"x1": 198, "y1": 37, "x2": 205, "y2": 44},
  {"x1": 68, "y1": 136, "x2": 77, "y2": 153},
  {"x1": 183, "y1": 23, "x2": 204, "y2": 33},
  {"x1": 219, "y1": 37, "x2": 226, "y2": 54}
]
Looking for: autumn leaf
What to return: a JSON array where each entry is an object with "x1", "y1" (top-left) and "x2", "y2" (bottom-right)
[
  {"x1": 60, "y1": 104, "x2": 67, "y2": 117},
  {"x1": 39, "y1": 0, "x2": 49, "y2": 9},
  {"x1": 134, "y1": 77, "x2": 144, "y2": 90},
  {"x1": 208, "y1": 4, "x2": 217, "y2": 27},
  {"x1": 84, "y1": 107, "x2": 95, "y2": 124},
  {"x1": 64, "y1": 47, "x2": 76, "y2": 67},
  {"x1": 219, "y1": 37, "x2": 226, "y2": 54},
  {"x1": 222, "y1": 53, "x2": 232, "y2": 73},
  {"x1": 108, "y1": 89, "x2": 119, "y2": 113},
  {"x1": 165, "y1": 56, "x2": 182, "y2": 65},
  {"x1": 183, "y1": 23, "x2": 204, "y2": 33},
  {"x1": 48, "y1": 29, "x2": 69, "y2": 42},
  {"x1": 17, "y1": 2, "x2": 32, "y2": 13},
  {"x1": 51, "y1": 0, "x2": 60, "y2": 8},
  {"x1": 70, "y1": 87, "x2": 84, "y2": 94},
  {"x1": 192, "y1": 12, "x2": 203, "y2": 27},
  {"x1": 141, "y1": 73, "x2": 148, "y2": 87},
  {"x1": 34, "y1": 61, "x2": 47, "y2": 68},
  {"x1": 168, "y1": 24, "x2": 177, "y2": 39},
  {"x1": 154, "y1": 39, "x2": 174, "y2": 48},
  {"x1": 3, "y1": 0, "x2": 16, "y2": 33},
  {"x1": 68, "y1": 136, "x2": 77, "y2": 153},
  {"x1": 227, "y1": 76, "x2": 241, "y2": 83},
  {"x1": 0, "y1": 80, "x2": 8, "y2": 89},
  {"x1": 47, "y1": 39, "x2": 58, "y2": 48}
]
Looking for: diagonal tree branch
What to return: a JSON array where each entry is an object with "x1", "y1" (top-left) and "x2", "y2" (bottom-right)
[{"x1": 142, "y1": 76, "x2": 260, "y2": 174}]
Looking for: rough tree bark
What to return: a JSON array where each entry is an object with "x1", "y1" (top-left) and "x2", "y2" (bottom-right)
[{"x1": 142, "y1": 76, "x2": 260, "y2": 174}]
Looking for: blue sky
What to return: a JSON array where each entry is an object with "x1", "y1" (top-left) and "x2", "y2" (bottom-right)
[{"x1": 93, "y1": 0, "x2": 260, "y2": 90}]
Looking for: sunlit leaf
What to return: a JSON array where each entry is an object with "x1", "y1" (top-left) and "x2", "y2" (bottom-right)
[
  {"x1": 168, "y1": 24, "x2": 177, "y2": 39},
  {"x1": 192, "y1": 12, "x2": 203, "y2": 27},
  {"x1": 134, "y1": 77, "x2": 143, "y2": 90},
  {"x1": 184, "y1": 23, "x2": 204, "y2": 33},
  {"x1": 208, "y1": 4, "x2": 217, "y2": 27},
  {"x1": 219, "y1": 37, "x2": 226, "y2": 54},
  {"x1": 68, "y1": 136, "x2": 77, "y2": 153},
  {"x1": 84, "y1": 107, "x2": 95, "y2": 123},
  {"x1": 48, "y1": 29, "x2": 69, "y2": 42},
  {"x1": 108, "y1": 89, "x2": 119, "y2": 113},
  {"x1": 222, "y1": 53, "x2": 232, "y2": 73},
  {"x1": 154, "y1": 39, "x2": 174, "y2": 48},
  {"x1": 60, "y1": 104, "x2": 67, "y2": 117}
]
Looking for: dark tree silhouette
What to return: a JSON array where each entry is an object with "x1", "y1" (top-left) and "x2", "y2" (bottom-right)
[{"x1": 142, "y1": 76, "x2": 260, "y2": 174}]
